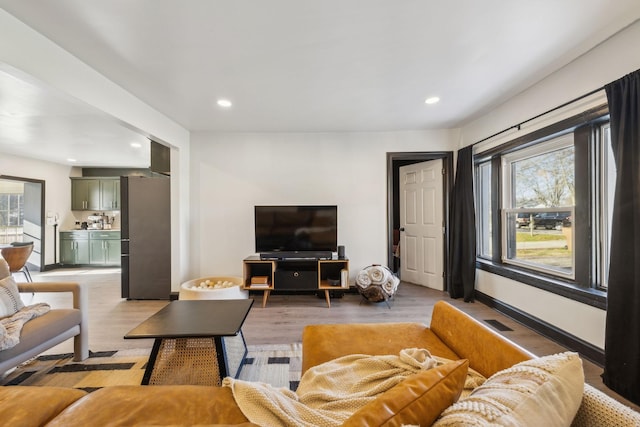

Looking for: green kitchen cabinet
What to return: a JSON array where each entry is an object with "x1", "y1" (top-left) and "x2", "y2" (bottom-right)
[
  {"x1": 59, "y1": 232, "x2": 90, "y2": 265},
  {"x1": 100, "y1": 179, "x2": 120, "y2": 210},
  {"x1": 89, "y1": 230, "x2": 121, "y2": 265},
  {"x1": 71, "y1": 179, "x2": 100, "y2": 211},
  {"x1": 60, "y1": 230, "x2": 121, "y2": 266},
  {"x1": 71, "y1": 178, "x2": 120, "y2": 211}
]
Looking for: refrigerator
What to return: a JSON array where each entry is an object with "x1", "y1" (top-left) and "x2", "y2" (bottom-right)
[{"x1": 120, "y1": 176, "x2": 171, "y2": 299}]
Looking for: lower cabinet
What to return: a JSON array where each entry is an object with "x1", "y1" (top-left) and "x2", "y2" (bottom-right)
[
  {"x1": 89, "y1": 231, "x2": 121, "y2": 265},
  {"x1": 60, "y1": 232, "x2": 90, "y2": 265},
  {"x1": 60, "y1": 230, "x2": 121, "y2": 266}
]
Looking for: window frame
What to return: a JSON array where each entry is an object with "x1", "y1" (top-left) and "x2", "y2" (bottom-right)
[{"x1": 474, "y1": 105, "x2": 609, "y2": 309}]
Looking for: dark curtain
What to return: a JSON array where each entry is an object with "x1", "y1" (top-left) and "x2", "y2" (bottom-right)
[
  {"x1": 603, "y1": 69, "x2": 640, "y2": 405},
  {"x1": 449, "y1": 145, "x2": 476, "y2": 302}
]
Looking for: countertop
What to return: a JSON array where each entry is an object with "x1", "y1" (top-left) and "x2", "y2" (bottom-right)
[{"x1": 61, "y1": 228, "x2": 121, "y2": 232}]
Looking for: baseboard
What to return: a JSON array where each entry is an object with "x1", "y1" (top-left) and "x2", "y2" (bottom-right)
[
  {"x1": 475, "y1": 290, "x2": 605, "y2": 366},
  {"x1": 42, "y1": 263, "x2": 118, "y2": 271}
]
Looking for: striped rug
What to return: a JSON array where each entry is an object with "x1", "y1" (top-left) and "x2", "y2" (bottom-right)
[{"x1": 0, "y1": 343, "x2": 302, "y2": 392}]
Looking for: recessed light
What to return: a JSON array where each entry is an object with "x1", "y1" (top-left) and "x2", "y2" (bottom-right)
[
  {"x1": 67, "y1": 158, "x2": 77, "y2": 163},
  {"x1": 130, "y1": 142, "x2": 142, "y2": 148},
  {"x1": 425, "y1": 96, "x2": 440, "y2": 105},
  {"x1": 217, "y1": 99, "x2": 232, "y2": 108}
]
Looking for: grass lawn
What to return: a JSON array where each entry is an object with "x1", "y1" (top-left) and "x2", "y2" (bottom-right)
[
  {"x1": 516, "y1": 232, "x2": 565, "y2": 242},
  {"x1": 516, "y1": 248, "x2": 570, "y2": 257}
]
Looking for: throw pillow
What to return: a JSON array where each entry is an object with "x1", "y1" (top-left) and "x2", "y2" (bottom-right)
[
  {"x1": 0, "y1": 275, "x2": 25, "y2": 319},
  {"x1": 342, "y1": 359, "x2": 469, "y2": 427},
  {"x1": 433, "y1": 352, "x2": 584, "y2": 427}
]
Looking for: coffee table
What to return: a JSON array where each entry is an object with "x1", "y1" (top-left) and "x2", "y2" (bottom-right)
[{"x1": 124, "y1": 299, "x2": 253, "y2": 386}]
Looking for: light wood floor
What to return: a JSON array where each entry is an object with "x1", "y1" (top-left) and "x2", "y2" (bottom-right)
[{"x1": 27, "y1": 267, "x2": 639, "y2": 411}]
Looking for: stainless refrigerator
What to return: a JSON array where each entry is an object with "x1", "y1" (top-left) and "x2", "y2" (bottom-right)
[{"x1": 120, "y1": 176, "x2": 171, "y2": 299}]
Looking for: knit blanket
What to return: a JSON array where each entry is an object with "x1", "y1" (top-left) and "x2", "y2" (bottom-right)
[
  {"x1": 224, "y1": 348, "x2": 447, "y2": 427},
  {"x1": 0, "y1": 303, "x2": 50, "y2": 351}
]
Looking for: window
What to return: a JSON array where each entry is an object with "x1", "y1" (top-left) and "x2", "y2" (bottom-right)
[
  {"x1": 476, "y1": 161, "x2": 493, "y2": 258},
  {"x1": 0, "y1": 192, "x2": 24, "y2": 244},
  {"x1": 474, "y1": 106, "x2": 611, "y2": 307},
  {"x1": 502, "y1": 135, "x2": 575, "y2": 279},
  {"x1": 599, "y1": 124, "x2": 616, "y2": 289}
]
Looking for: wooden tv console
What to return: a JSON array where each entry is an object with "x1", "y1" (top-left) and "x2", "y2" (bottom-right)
[{"x1": 242, "y1": 256, "x2": 349, "y2": 308}]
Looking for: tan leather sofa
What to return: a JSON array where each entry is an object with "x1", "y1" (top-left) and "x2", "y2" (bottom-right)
[
  {"x1": 1, "y1": 301, "x2": 639, "y2": 426},
  {"x1": 0, "y1": 260, "x2": 89, "y2": 375}
]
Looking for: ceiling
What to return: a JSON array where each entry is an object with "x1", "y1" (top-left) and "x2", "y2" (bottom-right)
[{"x1": 1, "y1": 1, "x2": 640, "y2": 167}]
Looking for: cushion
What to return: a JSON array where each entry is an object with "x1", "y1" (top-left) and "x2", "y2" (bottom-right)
[
  {"x1": 46, "y1": 385, "x2": 251, "y2": 426},
  {"x1": 0, "y1": 275, "x2": 25, "y2": 319},
  {"x1": 9, "y1": 241, "x2": 33, "y2": 247},
  {"x1": 342, "y1": 359, "x2": 469, "y2": 427},
  {"x1": 302, "y1": 323, "x2": 461, "y2": 373},
  {"x1": 433, "y1": 352, "x2": 584, "y2": 427}
]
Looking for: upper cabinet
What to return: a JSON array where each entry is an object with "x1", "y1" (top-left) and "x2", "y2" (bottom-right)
[
  {"x1": 100, "y1": 179, "x2": 120, "y2": 210},
  {"x1": 71, "y1": 177, "x2": 120, "y2": 211},
  {"x1": 71, "y1": 179, "x2": 100, "y2": 210}
]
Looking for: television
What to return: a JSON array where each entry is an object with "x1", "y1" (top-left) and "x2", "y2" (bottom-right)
[{"x1": 254, "y1": 205, "x2": 337, "y2": 259}]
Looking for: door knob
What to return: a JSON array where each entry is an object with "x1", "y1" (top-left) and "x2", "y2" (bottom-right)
[{"x1": 399, "y1": 227, "x2": 405, "y2": 232}]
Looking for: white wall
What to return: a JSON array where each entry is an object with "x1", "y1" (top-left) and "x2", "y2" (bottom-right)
[
  {"x1": 462, "y1": 20, "x2": 640, "y2": 145},
  {"x1": 189, "y1": 130, "x2": 458, "y2": 279},
  {"x1": 1, "y1": 153, "x2": 74, "y2": 266},
  {"x1": 460, "y1": 20, "x2": 640, "y2": 350}
]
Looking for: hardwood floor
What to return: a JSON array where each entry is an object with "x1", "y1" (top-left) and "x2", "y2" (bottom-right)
[{"x1": 27, "y1": 266, "x2": 639, "y2": 412}]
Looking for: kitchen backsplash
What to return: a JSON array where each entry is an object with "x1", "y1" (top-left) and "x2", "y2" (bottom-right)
[{"x1": 71, "y1": 211, "x2": 121, "y2": 230}]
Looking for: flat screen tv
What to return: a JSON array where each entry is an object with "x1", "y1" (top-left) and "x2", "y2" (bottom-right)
[{"x1": 255, "y1": 205, "x2": 337, "y2": 258}]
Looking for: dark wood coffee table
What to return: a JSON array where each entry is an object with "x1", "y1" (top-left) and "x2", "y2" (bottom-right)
[{"x1": 124, "y1": 299, "x2": 253, "y2": 386}]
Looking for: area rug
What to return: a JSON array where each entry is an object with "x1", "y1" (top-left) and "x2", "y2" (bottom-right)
[{"x1": 0, "y1": 343, "x2": 302, "y2": 392}]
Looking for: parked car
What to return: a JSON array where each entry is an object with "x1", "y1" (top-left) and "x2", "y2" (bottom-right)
[
  {"x1": 532, "y1": 212, "x2": 571, "y2": 230},
  {"x1": 515, "y1": 213, "x2": 533, "y2": 228}
]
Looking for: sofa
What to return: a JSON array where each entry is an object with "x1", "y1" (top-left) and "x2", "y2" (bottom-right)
[
  {"x1": 1, "y1": 300, "x2": 639, "y2": 426},
  {"x1": 0, "y1": 259, "x2": 88, "y2": 375}
]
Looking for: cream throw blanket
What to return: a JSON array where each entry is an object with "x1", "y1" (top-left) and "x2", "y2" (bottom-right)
[
  {"x1": 0, "y1": 303, "x2": 50, "y2": 351},
  {"x1": 224, "y1": 348, "x2": 445, "y2": 427}
]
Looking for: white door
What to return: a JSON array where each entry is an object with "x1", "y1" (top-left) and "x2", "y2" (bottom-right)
[{"x1": 399, "y1": 159, "x2": 444, "y2": 290}]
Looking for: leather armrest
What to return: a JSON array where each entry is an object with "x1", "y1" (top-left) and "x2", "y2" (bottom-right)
[{"x1": 429, "y1": 300, "x2": 535, "y2": 377}]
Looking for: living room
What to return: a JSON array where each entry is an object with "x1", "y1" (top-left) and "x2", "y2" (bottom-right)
[{"x1": 1, "y1": 2, "x2": 640, "y2": 423}]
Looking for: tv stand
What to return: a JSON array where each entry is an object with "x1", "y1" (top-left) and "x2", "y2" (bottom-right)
[{"x1": 243, "y1": 255, "x2": 349, "y2": 307}]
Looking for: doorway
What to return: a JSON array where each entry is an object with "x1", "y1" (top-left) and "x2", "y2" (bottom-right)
[
  {"x1": 386, "y1": 152, "x2": 453, "y2": 291},
  {"x1": 0, "y1": 175, "x2": 45, "y2": 271}
]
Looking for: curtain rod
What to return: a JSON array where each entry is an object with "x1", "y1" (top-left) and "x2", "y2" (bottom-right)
[{"x1": 472, "y1": 86, "x2": 605, "y2": 147}]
